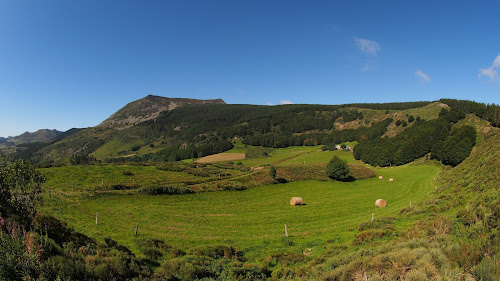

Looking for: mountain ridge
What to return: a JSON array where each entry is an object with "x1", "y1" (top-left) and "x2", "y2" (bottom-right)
[
  {"x1": 98, "y1": 95, "x2": 226, "y2": 130},
  {"x1": 1, "y1": 129, "x2": 63, "y2": 145}
]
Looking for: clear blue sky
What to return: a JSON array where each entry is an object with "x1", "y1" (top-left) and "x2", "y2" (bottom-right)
[{"x1": 1, "y1": 0, "x2": 499, "y2": 137}]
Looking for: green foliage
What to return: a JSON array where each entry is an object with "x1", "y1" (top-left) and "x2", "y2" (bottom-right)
[
  {"x1": 269, "y1": 166, "x2": 277, "y2": 179},
  {"x1": 326, "y1": 156, "x2": 350, "y2": 181},
  {"x1": 408, "y1": 115, "x2": 415, "y2": 122},
  {"x1": 0, "y1": 221, "x2": 43, "y2": 280},
  {"x1": 440, "y1": 98, "x2": 500, "y2": 127},
  {"x1": 354, "y1": 109, "x2": 466, "y2": 167},
  {"x1": 0, "y1": 160, "x2": 45, "y2": 226},
  {"x1": 243, "y1": 118, "x2": 393, "y2": 148},
  {"x1": 70, "y1": 153, "x2": 96, "y2": 165},
  {"x1": 141, "y1": 185, "x2": 194, "y2": 195},
  {"x1": 474, "y1": 257, "x2": 498, "y2": 281},
  {"x1": 432, "y1": 125, "x2": 476, "y2": 166}
]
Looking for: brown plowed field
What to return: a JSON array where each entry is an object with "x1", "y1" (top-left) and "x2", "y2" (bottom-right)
[{"x1": 196, "y1": 153, "x2": 245, "y2": 163}]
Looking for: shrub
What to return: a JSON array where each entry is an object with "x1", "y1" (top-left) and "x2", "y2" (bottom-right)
[
  {"x1": 0, "y1": 160, "x2": 45, "y2": 227},
  {"x1": 111, "y1": 184, "x2": 138, "y2": 190},
  {"x1": 326, "y1": 156, "x2": 350, "y2": 181},
  {"x1": 141, "y1": 185, "x2": 194, "y2": 195},
  {"x1": 474, "y1": 257, "x2": 497, "y2": 281},
  {"x1": 269, "y1": 166, "x2": 277, "y2": 180},
  {"x1": 122, "y1": 170, "x2": 134, "y2": 176}
]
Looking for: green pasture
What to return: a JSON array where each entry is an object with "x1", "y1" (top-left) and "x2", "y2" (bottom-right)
[
  {"x1": 225, "y1": 144, "x2": 358, "y2": 167},
  {"x1": 277, "y1": 149, "x2": 356, "y2": 166},
  {"x1": 42, "y1": 163, "x2": 440, "y2": 261},
  {"x1": 40, "y1": 164, "x2": 247, "y2": 192}
]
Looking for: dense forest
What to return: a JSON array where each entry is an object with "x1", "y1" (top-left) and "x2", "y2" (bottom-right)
[
  {"x1": 440, "y1": 99, "x2": 500, "y2": 127},
  {"x1": 353, "y1": 108, "x2": 476, "y2": 167}
]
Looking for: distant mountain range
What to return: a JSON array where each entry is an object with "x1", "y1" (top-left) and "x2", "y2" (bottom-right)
[{"x1": 0, "y1": 129, "x2": 63, "y2": 145}]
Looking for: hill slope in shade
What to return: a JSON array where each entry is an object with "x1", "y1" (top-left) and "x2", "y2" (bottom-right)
[{"x1": 99, "y1": 95, "x2": 226, "y2": 130}]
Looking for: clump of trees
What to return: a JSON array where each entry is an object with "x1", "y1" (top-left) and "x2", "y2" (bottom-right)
[
  {"x1": 354, "y1": 108, "x2": 473, "y2": 167},
  {"x1": 431, "y1": 125, "x2": 476, "y2": 166},
  {"x1": 440, "y1": 98, "x2": 500, "y2": 127}
]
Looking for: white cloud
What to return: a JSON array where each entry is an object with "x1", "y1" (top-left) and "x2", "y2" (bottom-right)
[
  {"x1": 280, "y1": 100, "x2": 293, "y2": 105},
  {"x1": 265, "y1": 102, "x2": 273, "y2": 106},
  {"x1": 479, "y1": 68, "x2": 497, "y2": 80},
  {"x1": 493, "y1": 53, "x2": 500, "y2": 68},
  {"x1": 415, "y1": 70, "x2": 431, "y2": 84},
  {"x1": 354, "y1": 37, "x2": 380, "y2": 56},
  {"x1": 479, "y1": 53, "x2": 500, "y2": 82}
]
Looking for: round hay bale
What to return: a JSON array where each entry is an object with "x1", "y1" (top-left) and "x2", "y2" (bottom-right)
[
  {"x1": 379, "y1": 176, "x2": 383, "y2": 180},
  {"x1": 375, "y1": 199, "x2": 387, "y2": 208},
  {"x1": 290, "y1": 197, "x2": 303, "y2": 206},
  {"x1": 389, "y1": 178, "x2": 394, "y2": 182}
]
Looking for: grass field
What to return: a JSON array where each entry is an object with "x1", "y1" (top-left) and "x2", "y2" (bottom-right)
[
  {"x1": 42, "y1": 161, "x2": 440, "y2": 261},
  {"x1": 40, "y1": 163, "x2": 250, "y2": 194},
  {"x1": 224, "y1": 145, "x2": 353, "y2": 167}
]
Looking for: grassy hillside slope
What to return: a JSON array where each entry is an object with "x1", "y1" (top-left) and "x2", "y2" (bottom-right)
[{"x1": 305, "y1": 119, "x2": 500, "y2": 280}]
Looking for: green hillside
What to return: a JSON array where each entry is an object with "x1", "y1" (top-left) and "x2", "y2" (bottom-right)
[{"x1": 13, "y1": 98, "x2": 440, "y2": 165}]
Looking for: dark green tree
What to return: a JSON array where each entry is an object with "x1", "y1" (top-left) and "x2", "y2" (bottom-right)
[
  {"x1": 326, "y1": 156, "x2": 350, "y2": 181},
  {"x1": 269, "y1": 166, "x2": 277, "y2": 180}
]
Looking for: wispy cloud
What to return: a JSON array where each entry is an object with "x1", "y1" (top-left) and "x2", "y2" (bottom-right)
[
  {"x1": 415, "y1": 70, "x2": 431, "y2": 84},
  {"x1": 354, "y1": 37, "x2": 380, "y2": 56},
  {"x1": 280, "y1": 100, "x2": 293, "y2": 105},
  {"x1": 265, "y1": 102, "x2": 273, "y2": 106},
  {"x1": 478, "y1": 53, "x2": 500, "y2": 82}
]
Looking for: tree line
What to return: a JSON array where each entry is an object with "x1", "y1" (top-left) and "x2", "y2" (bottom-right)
[{"x1": 440, "y1": 98, "x2": 500, "y2": 127}]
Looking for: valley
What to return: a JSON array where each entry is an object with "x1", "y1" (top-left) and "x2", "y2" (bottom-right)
[
  {"x1": 1, "y1": 97, "x2": 500, "y2": 280},
  {"x1": 41, "y1": 145, "x2": 440, "y2": 261}
]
